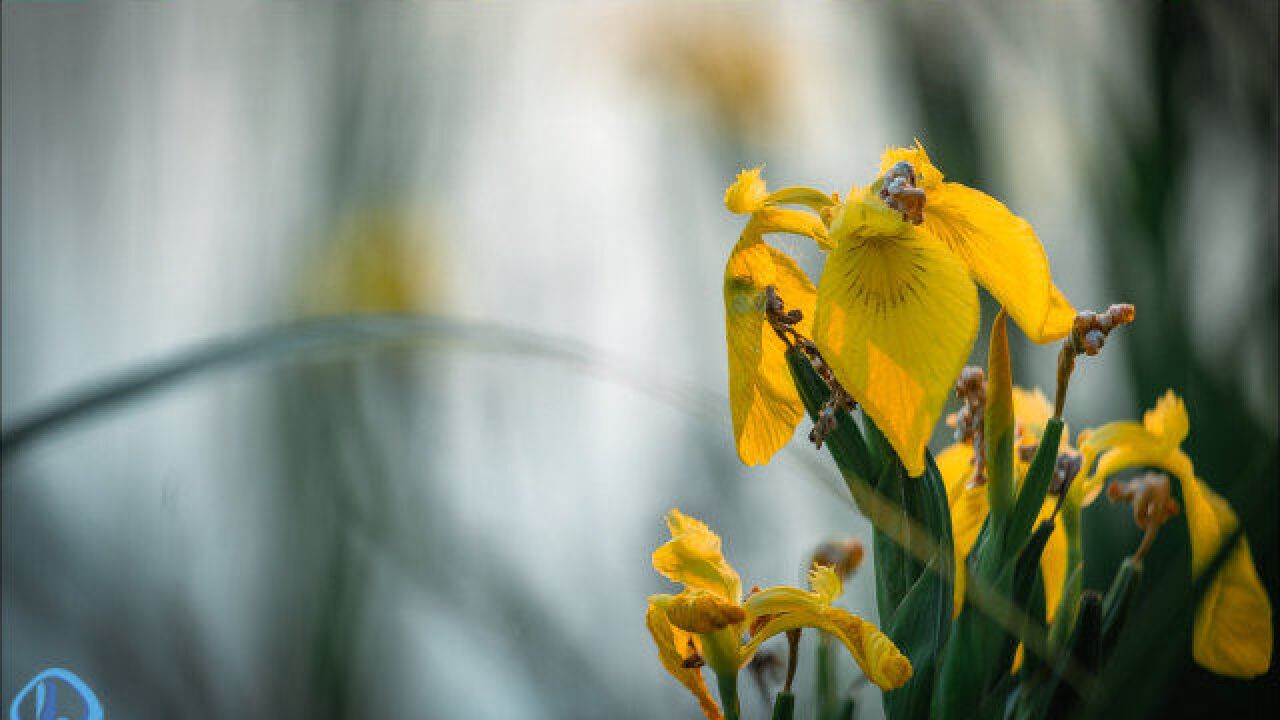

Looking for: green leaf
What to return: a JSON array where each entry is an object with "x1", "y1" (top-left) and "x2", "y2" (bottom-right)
[
  {"x1": 1004, "y1": 419, "x2": 1064, "y2": 552},
  {"x1": 1012, "y1": 590, "x2": 1102, "y2": 720},
  {"x1": 884, "y1": 552, "x2": 950, "y2": 720},
  {"x1": 998, "y1": 520, "x2": 1055, "y2": 674},
  {"x1": 1099, "y1": 558, "x2": 1142, "y2": 658},
  {"x1": 784, "y1": 347, "x2": 876, "y2": 489}
]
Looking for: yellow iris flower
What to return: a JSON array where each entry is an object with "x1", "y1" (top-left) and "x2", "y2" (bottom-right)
[
  {"x1": 936, "y1": 388, "x2": 1069, "y2": 621},
  {"x1": 722, "y1": 143, "x2": 1076, "y2": 476},
  {"x1": 1076, "y1": 391, "x2": 1273, "y2": 679},
  {"x1": 646, "y1": 509, "x2": 911, "y2": 718}
]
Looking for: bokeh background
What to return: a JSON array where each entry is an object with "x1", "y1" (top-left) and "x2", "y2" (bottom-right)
[{"x1": 2, "y1": 3, "x2": 1276, "y2": 718}]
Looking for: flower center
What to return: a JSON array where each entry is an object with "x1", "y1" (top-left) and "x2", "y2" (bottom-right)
[{"x1": 879, "y1": 161, "x2": 926, "y2": 225}]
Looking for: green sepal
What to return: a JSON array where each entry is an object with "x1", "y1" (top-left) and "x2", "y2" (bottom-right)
[
  {"x1": 771, "y1": 691, "x2": 796, "y2": 720},
  {"x1": 1004, "y1": 418, "x2": 1064, "y2": 551},
  {"x1": 1100, "y1": 558, "x2": 1142, "y2": 658}
]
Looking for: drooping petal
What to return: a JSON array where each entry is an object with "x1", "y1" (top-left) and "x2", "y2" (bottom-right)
[
  {"x1": 741, "y1": 606, "x2": 913, "y2": 690},
  {"x1": 646, "y1": 601, "x2": 724, "y2": 720},
  {"x1": 814, "y1": 196, "x2": 978, "y2": 477},
  {"x1": 878, "y1": 142, "x2": 1074, "y2": 344},
  {"x1": 1184, "y1": 481, "x2": 1273, "y2": 678},
  {"x1": 724, "y1": 238, "x2": 816, "y2": 466},
  {"x1": 652, "y1": 509, "x2": 743, "y2": 602}
]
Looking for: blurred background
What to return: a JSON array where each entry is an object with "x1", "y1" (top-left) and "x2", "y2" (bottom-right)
[{"x1": 2, "y1": 3, "x2": 1276, "y2": 718}]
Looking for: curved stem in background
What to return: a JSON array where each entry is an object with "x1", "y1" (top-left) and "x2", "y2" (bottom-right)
[{"x1": 0, "y1": 313, "x2": 723, "y2": 464}]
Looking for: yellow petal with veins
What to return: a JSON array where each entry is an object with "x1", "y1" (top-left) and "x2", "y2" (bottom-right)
[
  {"x1": 724, "y1": 237, "x2": 816, "y2": 466},
  {"x1": 925, "y1": 182, "x2": 1068, "y2": 343},
  {"x1": 814, "y1": 195, "x2": 978, "y2": 477},
  {"x1": 879, "y1": 142, "x2": 1074, "y2": 343},
  {"x1": 646, "y1": 601, "x2": 724, "y2": 720}
]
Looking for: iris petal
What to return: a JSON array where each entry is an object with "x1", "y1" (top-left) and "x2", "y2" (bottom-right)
[
  {"x1": 724, "y1": 239, "x2": 816, "y2": 466},
  {"x1": 652, "y1": 509, "x2": 743, "y2": 602},
  {"x1": 814, "y1": 200, "x2": 978, "y2": 477},
  {"x1": 646, "y1": 602, "x2": 724, "y2": 720}
]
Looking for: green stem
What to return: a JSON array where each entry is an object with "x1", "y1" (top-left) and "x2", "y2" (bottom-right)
[{"x1": 715, "y1": 670, "x2": 741, "y2": 720}]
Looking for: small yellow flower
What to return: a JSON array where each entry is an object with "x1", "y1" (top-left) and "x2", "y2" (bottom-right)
[
  {"x1": 1076, "y1": 391, "x2": 1273, "y2": 679},
  {"x1": 936, "y1": 387, "x2": 1069, "y2": 620},
  {"x1": 646, "y1": 509, "x2": 911, "y2": 718}
]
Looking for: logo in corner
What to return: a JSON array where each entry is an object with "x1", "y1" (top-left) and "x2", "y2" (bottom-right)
[{"x1": 9, "y1": 668, "x2": 102, "y2": 720}]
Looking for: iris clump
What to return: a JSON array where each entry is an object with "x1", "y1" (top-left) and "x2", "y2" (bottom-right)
[{"x1": 647, "y1": 143, "x2": 1273, "y2": 720}]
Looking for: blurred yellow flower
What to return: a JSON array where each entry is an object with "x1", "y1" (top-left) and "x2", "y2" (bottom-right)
[
  {"x1": 937, "y1": 387, "x2": 1069, "y2": 620},
  {"x1": 646, "y1": 509, "x2": 910, "y2": 718},
  {"x1": 298, "y1": 210, "x2": 441, "y2": 316},
  {"x1": 1077, "y1": 391, "x2": 1273, "y2": 679}
]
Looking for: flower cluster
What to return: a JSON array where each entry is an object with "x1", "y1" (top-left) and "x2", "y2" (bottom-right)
[{"x1": 646, "y1": 142, "x2": 1273, "y2": 720}]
